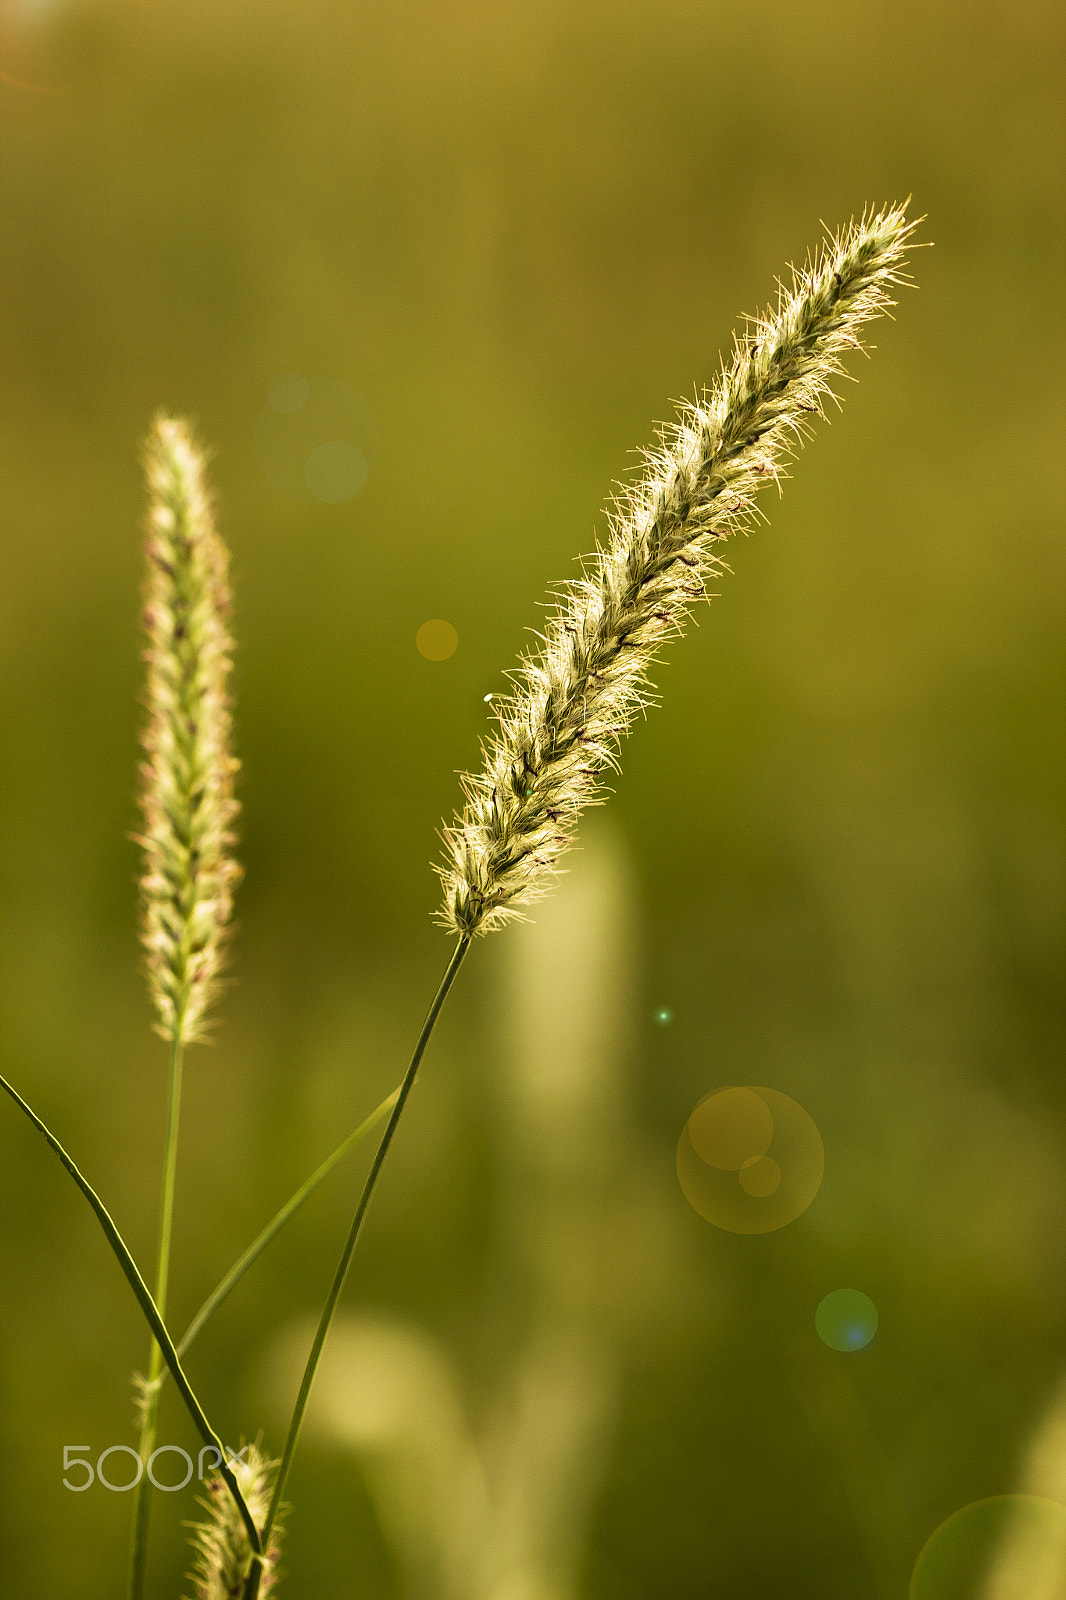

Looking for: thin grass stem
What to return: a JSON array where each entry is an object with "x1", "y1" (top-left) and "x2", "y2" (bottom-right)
[
  {"x1": 0, "y1": 1069, "x2": 262, "y2": 1559},
  {"x1": 127, "y1": 1033, "x2": 186, "y2": 1600},
  {"x1": 241, "y1": 935, "x2": 472, "y2": 1600},
  {"x1": 168, "y1": 1085, "x2": 399, "y2": 1368}
]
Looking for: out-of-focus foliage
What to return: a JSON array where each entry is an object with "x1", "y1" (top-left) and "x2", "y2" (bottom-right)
[
  {"x1": 268, "y1": 827, "x2": 653, "y2": 1600},
  {"x1": 0, "y1": 1, "x2": 1062, "y2": 1596}
]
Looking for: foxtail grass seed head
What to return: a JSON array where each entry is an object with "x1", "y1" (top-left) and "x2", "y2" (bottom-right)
[
  {"x1": 186, "y1": 1443, "x2": 284, "y2": 1600},
  {"x1": 437, "y1": 204, "x2": 921, "y2": 938},
  {"x1": 137, "y1": 416, "x2": 241, "y2": 1044}
]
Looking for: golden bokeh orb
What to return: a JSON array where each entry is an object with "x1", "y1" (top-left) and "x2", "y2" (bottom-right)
[
  {"x1": 416, "y1": 620, "x2": 459, "y2": 661},
  {"x1": 677, "y1": 1087, "x2": 824, "y2": 1233}
]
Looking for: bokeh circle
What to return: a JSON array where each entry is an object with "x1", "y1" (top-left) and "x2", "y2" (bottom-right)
[
  {"x1": 677, "y1": 1086, "x2": 824, "y2": 1233},
  {"x1": 304, "y1": 440, "x2": 368, "y2": 502},
  {"x1": 910, "y1": 1495, "x2": 1066, "y2": 1600},
  {"x1": 254, "y1": 374, "x2": 379, "y2": 504},
  {"x1": 416, "y1": 620, "x2": 459, "y2": 661},
  {"x1": 815, "y1": 1288, "x2": 878, "y2": 1351}
]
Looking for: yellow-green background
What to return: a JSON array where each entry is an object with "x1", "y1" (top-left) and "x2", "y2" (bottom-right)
[{"x1": 0, "y1": 0, "x2": 1062, "y2": 1595}]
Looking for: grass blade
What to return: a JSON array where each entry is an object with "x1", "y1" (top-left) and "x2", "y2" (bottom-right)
[
  {"x1": 0, "y1": 1069, "x2": 262, "y2": 1559},
  {"x1": 175, "y1": 1085, "x2": 400, "y2": 1364}
]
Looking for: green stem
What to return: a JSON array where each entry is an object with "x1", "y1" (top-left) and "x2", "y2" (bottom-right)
[
  {"x1": 0, "y1": 1067, "x2": 262, "y2": 1561},
  {"x1": 242, "y1": 935, "x2": 472, "y2": 1600},
  {"x1": 127, "y1": 1033, "x2": 185, "y2": 1600}
]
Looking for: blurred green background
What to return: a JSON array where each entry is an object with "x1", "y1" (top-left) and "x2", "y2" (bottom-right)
[{"x1": 0, "y1": 0, "x2": 1063, "y2": 1595}]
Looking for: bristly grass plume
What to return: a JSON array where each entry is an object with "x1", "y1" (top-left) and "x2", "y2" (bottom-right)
[
  {"x1": 437, "y1": 203, "x2": 920, "y2": 938},
  {"x1": 187, "y1": 1444, "x2": 285, "y2": 1600},
  {"x1": 269, "y1": 207, "x2": 920, "y2": 1579},
  {"x1": 129, "y1": 416, "x2": 244, "y2": 1600},
  {"x1": 137, "y1": 415, "x2": 241, "y2": 1043}
]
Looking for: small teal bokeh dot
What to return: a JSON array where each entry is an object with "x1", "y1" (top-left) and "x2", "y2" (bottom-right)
[
  {"x1": 304, "y1": 440, "x2": 368, "y2": 503},
  {"x1": 816, "y1": 1288, "x2": 878, "y2": 1351},
  {"x1": 254, "y1": 375, "x2": 379, "y2": 503},
  {"x1": 654, "y1": 1006, "x2": 674, "y2": 1026}
]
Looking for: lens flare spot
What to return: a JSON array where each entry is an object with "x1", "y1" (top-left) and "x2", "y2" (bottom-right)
[
  {"x1": 688, "y1": 1087, "x2": 774, "y2": 1171},
  {"x1": 816, "y1": 1289, "x2": 878, "y2": 1351},
  {"x1": 910, "y1": 1496, "x2": 1066, "y2": 1600},
  {"x1": 255, "y1": 376, "x2": 379, "y2": 503},
  {"x1": 738, "y1": 1154, "x2": 781, "y2": 1197},
  {"x1": 305, "y1": 440, "x2": 368, "y2": 503},
  {"x1": 655, "y1": 1006, "x2": 674, "y2": 1026},
  {"x1": 677, "y1": 1087, "x2": 824, "y2": 1234},
  {"x1": 416, "y1": 620, "x2": 459, "y2": 661}
]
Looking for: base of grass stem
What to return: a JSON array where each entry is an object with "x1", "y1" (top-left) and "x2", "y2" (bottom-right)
[{"x1": 127, "y1": 1033, "x2": 185, "y2": 1600}]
